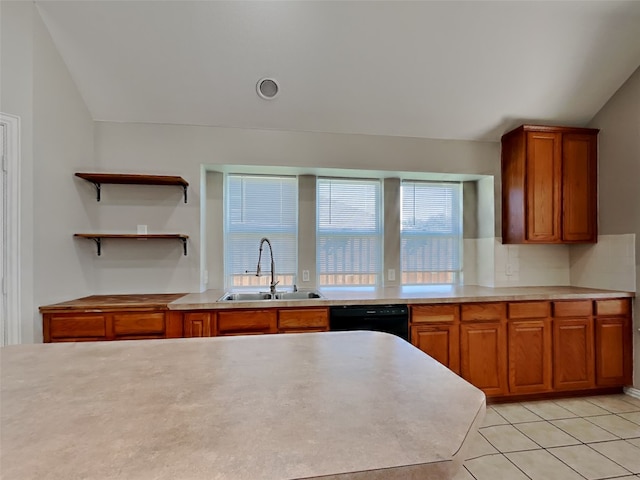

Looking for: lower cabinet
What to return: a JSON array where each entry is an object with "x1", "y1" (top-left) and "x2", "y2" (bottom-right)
[
  {"x1": 595, "y1": 299, "x2": 632, "y2": 386},
  {"x1": 278, "y1": 308, "x2": 329, "y2": 333},
  {"x1": 460, "y1": 322, "x2": 508, "y2": 397},
  {"x1": 553, "y1": 300, "x2": 595, "y2": 391},
  {"x1": 507, "y1": 301, "x2": 552, "y2": 395},
  {"x1": 508, "y1": 318, "x2": 552, "y2": 394},
  {"x1": 460, "y1": 303, "x2": 508, "y2": 397},
  {"x1": 183, "y1": 312, "x2": 214, "y2": 338},
  {"x1": 410, "y1": 304, "x2": 460, "y2": 374},
  {"x1": 411, "y1": 324, "x2": 460, "y2": 374},
  {"x1": 410, "y1": 298, "x2": 631, "y2": 400},
  {"x1": 43, "y1": 311, "x2": 169, "y2": 342}
]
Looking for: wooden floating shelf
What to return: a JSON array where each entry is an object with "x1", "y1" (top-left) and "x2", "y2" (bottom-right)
[
  {"x1": 74, "y1": 234, "x2": 189, "y2": 256},
  {"x1": 75, "y1": 173, "x2": 189, "y2": 202}
]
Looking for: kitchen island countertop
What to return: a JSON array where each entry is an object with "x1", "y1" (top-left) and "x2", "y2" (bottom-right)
[{"x1": 0, "y1": 331, "x2": 485, "y2": 480}]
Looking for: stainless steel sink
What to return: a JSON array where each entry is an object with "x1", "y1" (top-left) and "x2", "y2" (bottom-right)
[
  {"x1": 218, "y1": 290, "x2": 323, "y2": 302},
  {"x1": 273, "y1": 291, "x2": 323, "y2": 300},
  {"x1": 218, "y1": 292, "x2": 273, "y2": 301}
]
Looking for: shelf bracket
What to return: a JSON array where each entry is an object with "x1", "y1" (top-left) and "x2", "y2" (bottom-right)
[
  {"x1": 91, "y1": 237, "x2": 102, "y2": 256},
  {"x1": 181, "y1": 237, "x2": 188, "y2": 256},
  {"x1": 183, "y1": 185, "x2": 188, "y2": 203},
  {"x1": 90, "y1": 182, "x2": 102, "y2": 202}
]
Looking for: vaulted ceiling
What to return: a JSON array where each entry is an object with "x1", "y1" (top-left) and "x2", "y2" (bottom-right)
[{"x1": 36, "y1": 1, "x2": 640, "y2": 141}]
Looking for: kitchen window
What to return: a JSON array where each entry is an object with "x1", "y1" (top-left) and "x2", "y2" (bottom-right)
[
  {"x1": 316, "y1": 178, "x2": 382, "y2": 287},
  {"x1": 401, "y1": 180, "x2": 462, "y2": 285},
  {"x1": 224, "y1": 174, "x2": 298, "y2": 289}
]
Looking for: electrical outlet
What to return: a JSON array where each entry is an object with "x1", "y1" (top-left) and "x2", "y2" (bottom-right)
[
  {"x1": 137, "y1": 224, "x2": 147, "y2": 234},
  {"x1": 302, "y1": 270, "x2": 310, "y2": 282},
  {"x1": 388, "y1": 269, "x2": 396, "y2": 281},
  {"x1": 505, "y1": 263, "x2": 513, "y2": 276}
]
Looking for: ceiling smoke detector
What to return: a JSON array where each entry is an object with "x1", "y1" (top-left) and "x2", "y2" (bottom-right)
[{"x1": 256, "y1": 78, "x2": 280, "y2": 100}]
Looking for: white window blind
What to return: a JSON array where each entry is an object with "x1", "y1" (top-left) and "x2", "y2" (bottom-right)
[
  {"x1": 225, "y1": 174, "x2": 297, "y2": 289},
  {"x1": 317, "y1": 178, "x2": 382, "y2": 287},
  {"x1": 401, "y1": 181, "x2": 462, "y2": 285}
]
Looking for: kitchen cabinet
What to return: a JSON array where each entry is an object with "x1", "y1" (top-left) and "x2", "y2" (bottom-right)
[
  {"x1": 501, "y1": 125, "x2": 598, "y2": 244},
  {"x1": 278, "y1": 308, "x2": 329, "y2": 333},
  {"x1": 217, "y1": 309, "x2": 277, "y2": 336},
  {"x1": 43, "y1": 311, "x2": 169, "y2": 342},
  {"x1": 507, "y1": 302, "x2": 552, "y2": 394},
  {"x1": 460, "y1": 303, "x2": 508, "y2": 396},
  {"x1": 594, "y1": 299, "x2": 632, "y2": 386},
  {"x1": 183, "y1": 312, "x2": 215, "y2": 337},
  {"x1": 410, "y1": 305, "x2": 460, "y2": 374},
  {"x1": 411, "y1": 325, "x2": 460, "y2": 374},
  {"x1": 552, "y1": 301, "x2": 595, "y2": 390}
]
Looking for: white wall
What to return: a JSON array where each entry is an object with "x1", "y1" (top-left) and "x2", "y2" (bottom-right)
[
  {"x1": 93, "y1": 121, "x2": 500, "y2": 294},
  {"x1": 1, "y1": 3, "x2": 95, "y2": 342}
]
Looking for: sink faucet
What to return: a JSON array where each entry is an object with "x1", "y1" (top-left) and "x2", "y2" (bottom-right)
[{"x1": 256, "y1": 237, "x2": 279, "y2": 295}]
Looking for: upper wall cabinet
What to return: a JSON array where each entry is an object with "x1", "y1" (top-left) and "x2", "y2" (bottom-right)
[{"x1": 501, "y1": 125, "x2": 598, "y2": 244}]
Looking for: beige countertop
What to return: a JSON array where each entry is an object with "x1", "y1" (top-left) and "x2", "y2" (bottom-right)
[
  {"x1": 169, "y1": 285, "x2": 634, "y2": 310},
  {"x1": 0, "y1": 332, "x2": 485, "y2": 480}
]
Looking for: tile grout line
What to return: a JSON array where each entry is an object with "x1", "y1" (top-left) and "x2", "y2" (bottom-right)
[
  {"x1": 582, "y1": 442, "x2": 636, "y2": 477},
  {"x1": 502, "y1": 420, "x2": 593, "y2": 480},
  {"x1": 467, "y1": 397, "x2": 640, "y2": 480}
]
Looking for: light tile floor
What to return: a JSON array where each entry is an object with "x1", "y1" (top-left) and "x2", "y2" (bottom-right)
[{"x1": 458, "y1": 394, "x2": 640, "y2": 480}]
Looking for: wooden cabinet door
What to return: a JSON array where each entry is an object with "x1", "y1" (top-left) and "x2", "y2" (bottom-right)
[
  {"x1": 595, "y1": 316, "x2": 632, "y2": 386},
  {"x1": 508, "y1": 319, "x2": 552, "y2": 394},
  {"x1": 411, "y1": 324, "x2": 460, "y2": 374},
  {"x1": 278, "y1": 308, "x2": 329, "y2": 333},
  {"x1": 553, "y1": 318, "x2": 595, "y2": 390},
  {"x1": 460, "y1": 322, "x2": 507, "y2": 396},
  {"x1": 562, "y1": 133, "x2": 597, "y2": 242},
  {"x1": 183, "y1": 312, "x2": 214, "y2": 338},
  {"x1": 526, "y1": 131, "x2": 562, "y2": 242},
  {"x1": 217, "y1": 309, "x2": 277, "y2": 336}
]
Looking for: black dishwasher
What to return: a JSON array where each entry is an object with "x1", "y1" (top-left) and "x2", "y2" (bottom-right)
[{"x1": 329, "y1": 305, "x2": 409, "y2": 341}]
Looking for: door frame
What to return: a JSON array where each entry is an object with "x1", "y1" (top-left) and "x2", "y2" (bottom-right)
[{"x1": 1, "y1": 113, "x2": 21, "y2": 345}]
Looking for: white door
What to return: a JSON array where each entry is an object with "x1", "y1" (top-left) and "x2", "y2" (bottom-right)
[
  {"x1": 0, "y1": 122, "x2": 6, "y2": 346},
  {"x1": 0, "y1": 113, "x2": 20, "y2": 346}
]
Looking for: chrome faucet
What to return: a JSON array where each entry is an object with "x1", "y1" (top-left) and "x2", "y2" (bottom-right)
[{"x1": 256, "y1": 237, "x2": 279, "y2": 296}]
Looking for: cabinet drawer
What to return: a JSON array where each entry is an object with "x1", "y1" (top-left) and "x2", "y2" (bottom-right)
[
  {"x1": 217, "y1": 310, "x2": 277, "y2": 335},
  {"x1": 553, "y1": 301, "x2": 592, "y2": 317},
  {"x1": 50, "y1": 315, "x2": 107, "y2": 338},
  {"x1": 461, "y1": 303, "x2": 506, "y2": 322},
  {"x1": 113, "y1": 313, "x2": 165, "y2": 335},
  {"x1": 411, "y1": 305, "x2": 459, "y2": 323},
  {"x1": 508, "y1": 302, "x2": 550, "y2": 319},
  {"x1": 278, "y1": 308, "x2": 328, "y2": 330},
  {"x1": 595, "y1": 299, "x2": 630, "y2": 317}
]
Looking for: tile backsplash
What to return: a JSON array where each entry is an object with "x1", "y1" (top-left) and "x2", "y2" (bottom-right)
[
  {"x1": 463, "y1": 234, "x2": 635, "y2": 292},
  {"x1": 570, "y1": 234, "x2": 636, "y2": 292}
]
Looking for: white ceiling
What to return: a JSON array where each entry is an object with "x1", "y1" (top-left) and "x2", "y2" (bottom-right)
[{"x1": 36, "y1": 1, "x2": 640, "y2": 142}]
